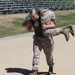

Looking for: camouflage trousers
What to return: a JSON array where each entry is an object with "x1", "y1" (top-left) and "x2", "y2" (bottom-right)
[
  {"x1": 43, "y1": 28, "x2": 61, "y2": 36},
  {"x1": 32, "y1": 35, "x2": 54, "y2": 70}
]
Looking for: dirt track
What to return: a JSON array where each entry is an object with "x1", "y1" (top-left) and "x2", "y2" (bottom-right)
[{"x1": 0, "y1": 32, "x2": 75, "y2": 75}]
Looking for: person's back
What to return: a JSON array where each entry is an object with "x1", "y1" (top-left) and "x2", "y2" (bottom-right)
[
  {"x1": 38, "y1": 8, "x2": 73, "y2": 42},
  {"x1": 39, "y1": 9, "x2": 56, "y2": 25}
]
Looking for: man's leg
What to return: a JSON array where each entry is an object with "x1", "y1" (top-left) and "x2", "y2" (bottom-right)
[
  {"x1": 42, "y1": 37, "x2": 55, "y2": 75},
  {"x1": 43, "y1": 27, "x2": 70, "y2": 41},
  {"x1": 32, "y1": 36, "x2": 42, "y2": 75}
]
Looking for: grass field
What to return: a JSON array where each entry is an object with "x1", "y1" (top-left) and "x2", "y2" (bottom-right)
[{"x1": 0, "y1": 10, "x2": 75, "y2": 38}]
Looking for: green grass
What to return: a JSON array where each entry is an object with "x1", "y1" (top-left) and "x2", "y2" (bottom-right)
[
  {"x1": 12, "y1": 18, "x2": 34, "y2": 32},
  {"x1": 12, "y1": 18, "x2": 24, "y2": 27},
  {"x1": 0, "y1": 18, "x2": 26, "y2": 38},
  {"x1": 0, "y1": 18, "x2": 34, "y2": 38},
  {"x1": 0, "y1": 26, "x2": 26, "y2": 38},
  {"x1": 0, "y1": 13, "x2": 75, "y2": 38},
  {"x1": 56, "y1": 14, "x2": 75, "y2": 27}
]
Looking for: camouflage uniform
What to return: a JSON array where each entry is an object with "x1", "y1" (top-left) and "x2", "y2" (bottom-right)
[
  {"x1": 24, "y1": 14, "x2": 55, "y2": 70},
  {"x1": 40, "y1": 9, "x2": 61, "y2": 36},
  {"x1": 32, "y1": 35, "x2": 54, "y2": 70},
  {"x1": 24, "y1": 9, "x2": 65, "y2": 71}
]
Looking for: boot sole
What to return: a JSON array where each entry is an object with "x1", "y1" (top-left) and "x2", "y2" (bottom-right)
[
  {"x1": 70, "y1": 25, "x2": 75, "y2": 36},
  {"x1": 64, "y1": 29, "x2": 69, "y2": 41}
]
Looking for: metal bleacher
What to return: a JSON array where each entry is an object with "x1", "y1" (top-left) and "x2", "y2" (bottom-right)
[
  {"x1": 0, "y1": 0, "x2": 75, "y2": 15},
  {"x1": 0, "y1": 0, "x2": 31, "y2": 14}
]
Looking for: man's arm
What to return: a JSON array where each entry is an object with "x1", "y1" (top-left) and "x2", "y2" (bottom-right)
[
  {"x1": 42, "y1": 20, "x2": 56, "y2": 30},
  {"x1": 41, "y1": 10, "x2": 56, "y2": 30},
  {"x1": 51, "y1": 19, "x2": 56, "y2": 25},
  {"x1": 22, "y1": 15, "x2": 33, "y2": 32},
  {"x1": 22, "y1": 20, "x2": 33, "y2": 32},
  {"x1": 25, "y1": 24, "x2": 32, "y2": 32}
]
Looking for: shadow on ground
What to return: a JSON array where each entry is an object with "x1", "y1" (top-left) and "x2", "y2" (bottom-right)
[{"x1": 5, "y1": 68, "x2": 47, "y2": 75}]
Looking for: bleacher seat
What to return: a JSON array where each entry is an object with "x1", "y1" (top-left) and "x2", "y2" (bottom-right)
[{"x1": 0, "y1": 0, "x2": 75, "y2": 15}]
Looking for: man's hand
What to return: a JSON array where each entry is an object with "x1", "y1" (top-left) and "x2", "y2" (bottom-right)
[
  {"x1": 42, "y1": 24, "x2": 47, "y2": 30},
  {"x1": 22, "y1": 20, "x2": 30, "y2": 27},
  {"x1": 22, "y1": 20, "x2": 33, "y2": 32},
  {"x1": 42, "y1": 21, "x2": 55, "y2": 30}
]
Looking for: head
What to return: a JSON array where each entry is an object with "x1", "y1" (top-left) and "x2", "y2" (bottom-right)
[{"x1": 29, "y1": 9, "x2": 39, "y2": 21}]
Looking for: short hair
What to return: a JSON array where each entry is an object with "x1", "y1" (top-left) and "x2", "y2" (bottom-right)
[
  {"x1": 29, "y1": 8, "x2": 41, "y2": 15},
  {"x1": 29, "y1": 9, "x2": 37, "y2": 15}
]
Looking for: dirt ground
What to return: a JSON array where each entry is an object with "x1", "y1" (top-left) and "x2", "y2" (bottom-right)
[{"x1": 0, "y1": 32, "x2": 75, "y2": 75}]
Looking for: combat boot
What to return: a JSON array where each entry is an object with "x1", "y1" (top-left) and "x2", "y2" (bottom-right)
[
  {"x1": 66, "y1": 25, "x2": 75, "y2": 36},
  {"x1": 32, "y1": 70, "x2": 38, "y2": 75},
  {"x1": 60, "y1": 28, "x2": 70, "y2": 41},
  {"x1": 48, "y1": 66, "x2": 56, "y2": 75}
]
